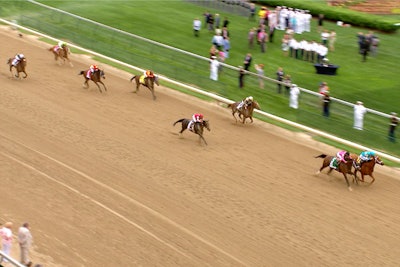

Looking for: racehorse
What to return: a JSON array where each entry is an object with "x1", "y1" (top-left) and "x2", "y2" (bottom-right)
[
  {"x1": 130, "y1": 73, "x2": 159, "y2": 100},
  {"x1": 7, "y1": 57, "x2": 27, "y2": 78},
  {"x1": 351, "y1": 153, "x2": 384, "y2": 185},
  {"x1": 49, "y1": 45, "x2": 73, "y2": 66},
  {"x1": 173, "y1": 118, "x2": 210, "y2": 145},
  {"x1": 78, "y1": 69, "x2": 107, "y2": 93},
  {"x1": 227, "y1": 100, "x2": 260, "y2": 124},
  {"x1": 315, "y1": 153, "x2": 355, "y2": 191}
]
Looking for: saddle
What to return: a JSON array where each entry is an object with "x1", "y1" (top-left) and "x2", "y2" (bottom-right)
[{"x1": 139, "y1": 75, "x2": 147, "y2": 84}]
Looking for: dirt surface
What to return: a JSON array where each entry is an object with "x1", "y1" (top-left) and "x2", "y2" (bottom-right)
[{"x1": 1, "y1": 27, "x2": 400, "y2": 267}]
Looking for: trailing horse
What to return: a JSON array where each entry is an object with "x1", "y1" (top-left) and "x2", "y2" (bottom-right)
[
  {"x1": 227, "y1": 100, "x2": 260, "y2": 124},
  {"x1": 49, "y1": 45, "x2": 73, "y2": 67},
  {"x1": 315, "y1": 153, "x2": 355, "y2": 191},
  {"x1": 130, "y1": 73, "x2": 159, "y2": 100},
  {"x1": 173, "y1": 118, "x2": 210, "y2": 145},
  {"x1": 78, "y1": 69, "x2": 107, "y2": 93},
  {"x1": 7, "y1": 57, "x2": 27, "y2": 78},
  {"x1": 351, "y1": 153, "x2": 384, "y2": 185}
]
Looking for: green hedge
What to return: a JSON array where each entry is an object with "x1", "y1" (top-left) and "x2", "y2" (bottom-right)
[{"x1": 255, "y1": 0, "x2": 399, "y2": 32}]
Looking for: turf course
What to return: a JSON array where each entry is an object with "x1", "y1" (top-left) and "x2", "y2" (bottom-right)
[{"x1": 1, "y1": 0, "x2": 399, "y2": 159}]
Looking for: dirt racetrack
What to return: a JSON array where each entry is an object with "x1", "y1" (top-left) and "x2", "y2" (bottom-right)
[{"x1": 1, "y1": 26, "x2": 400, "y2": 267}]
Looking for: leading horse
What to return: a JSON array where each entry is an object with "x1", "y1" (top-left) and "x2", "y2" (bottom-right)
[
  {"x1": 130, "y1": 73, "x2": 159, "y2": 100},
  {"x1": 7, "y1": 57, "x2": 27, "y2": 78},
  {"x1": 49, "y1": 45, "x2": 73, "y2": 67},
  {"x1": 351, "y1": 153, "x2": 384, "y2": 185},
  {"x1": 315, "y1": 154, "x2": 355, "y2": 191},
  {"x1": 78, "y1": 69, "x2": 107, "y2": 93},
  {"x1": 227, "y1": 100, "x2": 260, "y2": 124},
  {"x1": 173, "y1": 118, "x2": 210, "y2": 145}
]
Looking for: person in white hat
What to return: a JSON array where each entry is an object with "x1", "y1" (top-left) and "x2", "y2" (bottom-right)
[
  {"x1": 209, "y1": 55, "x2": 220, "y2": 81},
  {"x1": 353, "y1": 101, "x2": 367, "y2": 130},
  {"x1": 289, "y1": 84, "x2": 300, "y2": 109}
]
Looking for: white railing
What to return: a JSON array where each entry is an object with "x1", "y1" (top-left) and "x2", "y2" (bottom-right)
[
  {"x1": 0, "y1": 251, "x2": 25, "y2": 267},
  {"x1": 1, "y1": 18, "x2": 399, "y2": 164}
]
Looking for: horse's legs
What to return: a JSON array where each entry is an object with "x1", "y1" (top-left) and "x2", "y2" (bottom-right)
[
  {"x1": 83, "y1": 79, "x2": 89, "y2": 89},
  {"x1": 342, "y1": 173, "x2": 352, "y2": 191},
  {"x1": 94, "y1": 82, "x2": 103, "y2": 93},
  {"x1": 98, "y1": 81, "x2": 107, "y2": 92},
  {"x1": 198, "y1": 134, "x2": 207, "y2": 146},
  {"x1": 369, "y1": 174, "x2": 375, "y2": 185},
  {"x1": 250, "y1": 116, "x2": 254, "y2": 123},
  {"x1": 150, "y1": 88, "x2": 156, "y2": 100}
]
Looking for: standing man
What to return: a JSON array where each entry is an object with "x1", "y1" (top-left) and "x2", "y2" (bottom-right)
[
  {"x1": 276, "y1": 67, "x2": 284, "y2": 93},
  {"x1": 322, "y1": 92, "x2": 331, "y2": 117},
  {"x1": 289, "y1": 84, "x2": 300, "y2": 109},
  {"x1": 354, "y1": 101, "x2": 367, "y2": 130},
  {"x1": 243, "y1": 53, "x2": 252, "y2": 71},
  {"x1": 209, "y1": 56, "x2": 220, "y2": 81},
  {"x1": 18, "y1": 222, "x2": 33, "y2": 266},
  {"x1": 388, "y1": 112, "x2": 399, "y2": 142},
  {"x1": 193, "y1": 17, "x2": 201, "y2": 37}
]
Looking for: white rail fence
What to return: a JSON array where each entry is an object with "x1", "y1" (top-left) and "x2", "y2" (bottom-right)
[
  {"x1": 0, "y1": 250, "x2": 25, "y2": 267},
  {"x1": 1, "y1": 18, "x2": 399, "y2": 164}
]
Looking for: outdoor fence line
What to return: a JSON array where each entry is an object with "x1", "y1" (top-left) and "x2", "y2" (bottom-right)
[
  {"x1": 0, "y1": 250, "x2": 25, "y2": 267},
  {"x1": 1, "y1": 18, "x2": 399, "y2": 164},
  {"x1": 25, "y1": 0, "x2": 392, "y2": 119}
]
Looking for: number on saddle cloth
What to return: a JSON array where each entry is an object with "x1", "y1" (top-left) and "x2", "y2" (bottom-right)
[{"x1": 330, "y1": 157, "x2": 338, "y2": 169}]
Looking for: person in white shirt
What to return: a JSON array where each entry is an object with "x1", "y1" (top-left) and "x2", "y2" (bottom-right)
[
  {"x1": 289, "y1": 84, "x2": 300, "y2": 109},
  {"x1": 18, "y1": 222, "x2": 33, "y2": 266},
  {"x1": 193, "y1": 17, "x2": 201, "y2": 37},
  {"x1": 0, "y1": 222, "x2": 13, "y2": 264},
  {"x1": 354, "y1": 101, "x2": 367, "y2": 130},
  {"x1": 209, "y1": 56, "x2": 220, "y2": 81}
]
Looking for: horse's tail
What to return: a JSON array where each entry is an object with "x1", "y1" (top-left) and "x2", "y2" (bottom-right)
[
  {"x1": 78, "y1": 71, "x2": 85, "y2": 76},
  {"x1": 6, "y1": 58, "x2": 11, "y2": 65},
  {"x1": 227, "y1": 104, "x2": 232, "y2": 108},
  {"x1": 315, "y1": 154, "x2": 328, "y2": 158},
  {"x1": 130, "y1": 75, "x2": 136, "y2": 82},
  {"x1": 49, "y1": 47, "x2": 54, "y2": 51},
  {"x1": 173, "y1": 119, "x2": 185, "y2": 126}
]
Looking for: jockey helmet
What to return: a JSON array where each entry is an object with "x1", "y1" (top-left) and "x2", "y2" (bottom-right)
[
  {"x1": 199, "y1": 114, "x2": 204, "y2": 119},
  {"x1": 18, "y1": 54, "x2": 24, "y2": 59},
  {"x1": 91, "y1": 64, "x2": 98, "y2": 70},
  {"x1": 248, "y1": 96, "x2": 253, "y2": 101},
  {"x1": 146, "y1": 70, "x2": 154, "y2": 77}
]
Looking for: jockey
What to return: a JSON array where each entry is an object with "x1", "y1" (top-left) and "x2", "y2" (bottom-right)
[
  {"x1": 12, "y1": 53, "x2": 25, "y2": 66},
  {"x1": 140, "y1": 70, "x2": 154, "y2": 84},
  {"x1": 188, "y1": 113, "x2": 204, "y2": 131},
  {"x1": 329, "y1": 150, "x2": 349, "y2": 169},
  {"x1": 56, "y1": 41, "x2": 67, "y2": 51},
  {"x1": 356, "y1": 151, "x2": 376, "y2": 170},
  {"x1": 237, "y1": 96, "x2": 253, "y2": 111},
  {"x1": 86, "y1": 64, "x2": 99, "y2": 78}
]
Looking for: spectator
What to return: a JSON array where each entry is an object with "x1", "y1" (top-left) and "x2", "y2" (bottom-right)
[
  {"x1": 243, "y1": 53, "x2": 252, "y2": 71},
  {"x1": 356, "y1": 32, "x2": 364, "y2": 53},
  {"x1": 203, "y1": 10, "x2": 210, "y2": 29},
  {"x1": 276, "y1": 67, "x2": 284, "y2": 93},
  {"x1": 255, "y1": 63, "x2": 265, "y2": 89},
  {"x1": 248, "y1": 28, "x2": 256, "y2": 49},
  {"x1": 209, "y1": 56, "x2": 220, "y2": 81},
  {"x1": 211, "y1": 33, "x2": 223, "y2": 50},
  {"x1": 318, "y1": 14, "x2": 324, "y2": 33},
  {"x1": 0, "y1": 222, "x2": 13, "y2": 264},
  {"x1": 389, "y1": 112, "x2": 398, "y2": 142},
  {"x1": 222, "y1": 37, "x2": 230, "y2": 59},
  {"x1": 214, "y1": 13, "x2": 220, "y2": 29},
  {"x1": 207, "y1": 13, "x2": 214, "y2": 32},
  {"x1": 289, "y1": 84, "x2": 300, "y2": 109},
  {"x1": 354, "y1": 101, "x2": 367, "y2": 130},
  {"x1": 329, "y1": 30, "x2": 336, "y2": 51},
  {"x1": 360, "y1": 37, "x2": 370, "y2": 62},
  {"x1": 18, "y1": 222, "x2": 33, "y2": 266},
  {"x1": 283, "y1": 74, "x2": 291, "y2": 95},
  {"x1": 238, "y1": 66, "x2": 245, "y2": 88},
  {"x1": 370, "y1": 35, "x2": 379, "y2": 57},
  {"x1": 258, "y1": 29, "x2": 267, "y2": 53},
  {"x1": 249, "y1": 3, "x2": 256, "y2": 21},
  {"x1": 193, "y1": 17, "x2": 201, "y2": 37},
  {"x1": 322, "y1": 92, "x2": 331, "y2": 117},
  {"x1": 222, "y1": 17, "x2": 229, "y2": 28},
  {"x1": 209, "y1": 45, "x2": 217, "y2": 59},
  {"x1": 281, "y1": 33, "x2": 290, "y2": 56},
  {"x1": 321, "y1": 29, "x2": 330, "y2": 46},
  {"x1": 319, "y1": 81, "x2": 329, "y2": 96}
]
